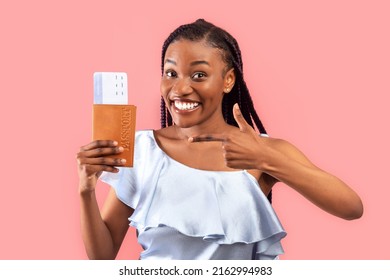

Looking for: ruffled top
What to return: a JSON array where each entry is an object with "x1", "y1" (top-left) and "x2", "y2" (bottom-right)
[{"x1": 100, "y1": 130, "x2": 286, "y2": 260}]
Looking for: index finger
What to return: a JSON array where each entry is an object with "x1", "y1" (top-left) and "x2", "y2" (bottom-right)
[
  {"x1": 188, "y1": 134, "x2": 226, "y2": 143},
  {"x1": 80, "y1": 140, "x2": 118, "y2": 151}
]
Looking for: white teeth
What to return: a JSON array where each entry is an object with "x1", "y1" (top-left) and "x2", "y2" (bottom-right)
[{"x1": 174, "y1": 100, "x2": 199, "y2": 111}]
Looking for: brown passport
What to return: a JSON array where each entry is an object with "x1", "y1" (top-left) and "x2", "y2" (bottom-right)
[{"x1": 92, "y1": 104, "x2": 137, "y2": 167}]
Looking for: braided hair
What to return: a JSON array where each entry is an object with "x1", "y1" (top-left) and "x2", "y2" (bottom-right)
[{"x1": 159, "y1": 19, "x2": 272, "y2": 202}]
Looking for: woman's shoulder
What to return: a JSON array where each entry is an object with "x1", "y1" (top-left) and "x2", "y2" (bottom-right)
[
  {"x1": 262, "y1": 136, "x2": 316, "y2": 168},
  {"x1": 153, "y1": 126, "x2": 177, "y2": 139},
  {"x1": 134, "y1": 129, "x2": 157, "y2": 142},
  {"x1": 153, "y1": 126, "x2": 183, "y2": 148},
  {"x1": 261, "y1": 136, "x2": 288, "y2": 149},
  {"x1": 133, "y1": 129, "x2": 158, "y2": 152},
  {"x1": 135, "y1": 129, "x2": 154, "y2": 137}
]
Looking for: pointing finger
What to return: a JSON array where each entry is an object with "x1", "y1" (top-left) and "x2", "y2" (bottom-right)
[{"x1": 188, "y1": 134, "x2": 226, "y2": 143}]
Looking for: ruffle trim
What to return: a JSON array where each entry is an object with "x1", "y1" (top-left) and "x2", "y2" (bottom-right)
[
  {"x1": 102, "y1": 130, "x2": 286, "y2": 258},
  {"x1": 131, "y1": 220, "x2": 286, "y2": 257},
  {"x1": 128, "y1": 141, "x2": 286, "y2": 256}
]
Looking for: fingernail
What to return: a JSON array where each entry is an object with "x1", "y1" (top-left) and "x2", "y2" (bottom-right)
[
  {"x1": 121, "y1": 159, "x2": 126, "y2": 163},
  {"x1": 113, "y1": 141, "x2": 118, "y2": 146},
  {"x1": 118, "y1": 146, "x2": 124, "y2": 152},
  {"x1": 188, "y1": 137, "x2": 194, "y2": 142}
]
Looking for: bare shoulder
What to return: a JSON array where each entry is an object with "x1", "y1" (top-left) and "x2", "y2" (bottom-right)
[
  {"x1": 259, "y1": 136, "x2": 317, "y2": 190},
  {"x1": 154, "y1": 126, "x2": 178, "y2": 141},
  {"x1": 263, "y1": 136, "x2": 316, "y2": 168},
  {"x1": 262, "y1": 136, "x2": 294, "y2": 150}
]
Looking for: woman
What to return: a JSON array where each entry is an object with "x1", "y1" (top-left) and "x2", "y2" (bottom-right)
[{"x1": 77, "y1": 19, "x2": 363, "y2": 260}]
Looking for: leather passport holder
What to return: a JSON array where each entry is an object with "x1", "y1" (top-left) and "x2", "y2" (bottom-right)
[{"x1": 92, "y1": 104, "x2": 137, "y2": 167}]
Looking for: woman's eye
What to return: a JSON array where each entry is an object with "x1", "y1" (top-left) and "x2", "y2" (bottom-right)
[
  {"x1": 192, "y1": 72, "x2": 207, "y2": 79},
  {"x1": 165, "y1": 70, "x2": 177, "y2": 78}
]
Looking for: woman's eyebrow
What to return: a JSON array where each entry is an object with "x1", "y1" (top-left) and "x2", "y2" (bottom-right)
[
  {"x1": 164, "y1": 59, "x2": 176, "y2": 65},
  {"x1": 190, "y1": 60, "x2": 210, "y2": 66},
  {"x1": 164, "y1": 59, "x2": 210, "y2": 66}
]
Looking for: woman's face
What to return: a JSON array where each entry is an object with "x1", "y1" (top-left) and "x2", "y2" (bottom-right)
[{"x1": 160, "y1": 39, "x2": 235, "y2": 129}]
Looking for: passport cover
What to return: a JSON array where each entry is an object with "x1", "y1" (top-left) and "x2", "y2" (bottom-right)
[{"x1": 92, "y1": 104, "x2": 137, "y2": 167}]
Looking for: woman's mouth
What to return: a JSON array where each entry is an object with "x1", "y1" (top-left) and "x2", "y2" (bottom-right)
[{"x1": 172, "y1": 100, "x2": 200, "y2": 111}]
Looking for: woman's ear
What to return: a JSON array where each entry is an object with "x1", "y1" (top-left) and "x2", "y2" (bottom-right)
[{"x1": 223, "y1": 68, "x2": 236, "y2": 93}]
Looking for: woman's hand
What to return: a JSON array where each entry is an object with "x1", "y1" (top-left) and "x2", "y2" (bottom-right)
[
  {"x1": 76, "y1": 140, "x2": 126, "y2": 193},
  {"x1": 189, "y1": 103, "x2": 268, "y2": 170}
]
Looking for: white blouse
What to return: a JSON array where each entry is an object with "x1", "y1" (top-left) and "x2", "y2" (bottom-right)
[{"x1": 100, "y1": 130, "x2": 286, "y2": 259}]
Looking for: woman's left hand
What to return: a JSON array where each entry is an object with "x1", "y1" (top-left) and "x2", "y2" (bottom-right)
[{"x1": 189, "y1": 103, "x2": 268, "y2": 170}]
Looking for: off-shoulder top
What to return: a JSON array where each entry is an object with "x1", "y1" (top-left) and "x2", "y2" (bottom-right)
[{"x1": 100, "y1": 130, "x2": 286, "y2": 260}]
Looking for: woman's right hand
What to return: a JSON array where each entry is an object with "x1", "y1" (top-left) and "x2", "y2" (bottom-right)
[{"x1": 76, "y1": 140, "x2": 126, "y2": 194}]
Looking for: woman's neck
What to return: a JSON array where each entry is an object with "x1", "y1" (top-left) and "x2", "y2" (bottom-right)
[{"x1": 172, "y1": 120, "x2": 232, "y2": 140}]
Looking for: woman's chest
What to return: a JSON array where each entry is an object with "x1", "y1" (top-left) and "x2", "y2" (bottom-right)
[{"x1": 159, "y1": 139, "x2": 264, "y2": 184}]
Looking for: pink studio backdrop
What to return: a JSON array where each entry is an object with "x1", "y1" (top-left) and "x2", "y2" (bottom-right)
[{"x1": 0, "y1": 0, "x2": 389, "y2": 259}]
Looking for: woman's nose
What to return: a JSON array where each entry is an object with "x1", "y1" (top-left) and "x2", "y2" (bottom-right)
[{"x1": 172, "y1": 78, "x2": 192, "y2": 95}]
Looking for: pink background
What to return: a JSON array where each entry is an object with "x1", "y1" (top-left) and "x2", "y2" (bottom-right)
[{"x1": 0, "y1": 0, "x2": 389, "y2": 259}]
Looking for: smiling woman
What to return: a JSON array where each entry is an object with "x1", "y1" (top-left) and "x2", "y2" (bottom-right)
[
  {"x1": 76, "y1": 19, "x2": 363, "y2": 260},
  {"x1": 160, "y1": 39, "x2": 234, "y2": 130}
]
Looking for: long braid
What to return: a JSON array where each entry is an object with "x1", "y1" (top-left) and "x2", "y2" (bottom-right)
[
  {"x1": 223, "y1": 34, "x2": 267, "y2": 134},
  {"x1": 167, "y1": 108, "x2": 173, "y2": 126},
  {"x1": 160, "y1": 19, "x2": 272, "y2": 202},
  {"x1": 160, "y1": 97, "x2": 167, "y2": 128}
]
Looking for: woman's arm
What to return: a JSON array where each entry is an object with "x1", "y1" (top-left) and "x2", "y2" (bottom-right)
[
  {"x1": 259, "y1": 137, "x2": 363, "y2": 220},
  {"x1": 79, "y1": 189, "x2": 133, "y2": 259},
  {"x1": 77, "y1": 140, "x2": 133, "y2": 259},
  {"x1": 190, "y1": 104, "x2": 363, "y2": 220}
]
